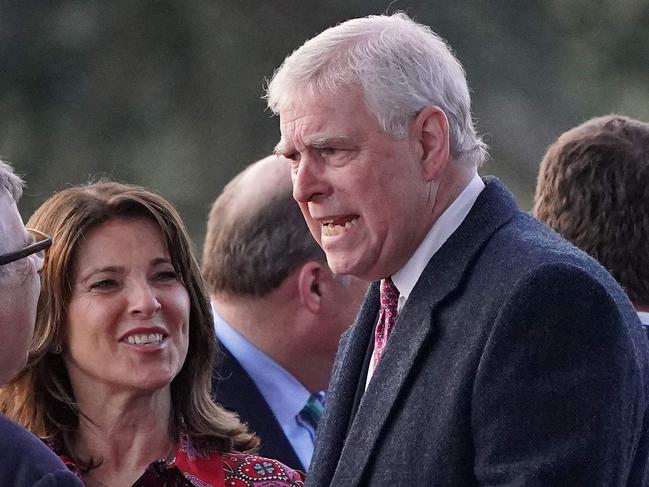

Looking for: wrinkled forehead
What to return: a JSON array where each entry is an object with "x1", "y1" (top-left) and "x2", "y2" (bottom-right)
[{"x1": 276, "y1": 87, "x2": 372, "y2": 152}]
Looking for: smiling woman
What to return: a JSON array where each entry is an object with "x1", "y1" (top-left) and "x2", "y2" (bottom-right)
[
  {"x1": 0, "y1": 181, "x2": 305, "y2": 487},
  {"x1": 65, "y1": 217, "x2": 191, "y2": 400}
]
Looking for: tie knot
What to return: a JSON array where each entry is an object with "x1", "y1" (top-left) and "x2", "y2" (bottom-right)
[{"x1": 380, "y1": 277, "x2": 399, "y2": 311}]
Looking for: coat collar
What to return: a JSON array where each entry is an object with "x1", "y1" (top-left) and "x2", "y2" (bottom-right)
[{"x1": 326, "y1": 176, "x2": 518, "y2": 485}]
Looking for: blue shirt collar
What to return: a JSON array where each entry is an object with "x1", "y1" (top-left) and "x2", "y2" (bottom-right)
[{"x1": 212, "y1": 305, "x2": 312, "y2": 429}]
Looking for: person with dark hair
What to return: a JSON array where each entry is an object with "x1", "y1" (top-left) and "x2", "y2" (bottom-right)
[
  {"x1": 0, "y1": 180, "x2": 304, "y2": 486},
  {"x1": 0, "y1": 160, "x2": 82, "y2": 486},
  {"x1": 203, "y1": 155, "x2": 367, "y2": 471},
  {"x1": 534, "y1": 114, "x2": 649, "y2": 335},
  {"x1": 266, "y1": 13, "x2": 649, "y2": 487}
]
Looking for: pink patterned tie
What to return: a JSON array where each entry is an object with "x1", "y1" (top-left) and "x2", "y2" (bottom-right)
[{"x1": 372, "y1": 277, "x2": 399, "y2": 368}]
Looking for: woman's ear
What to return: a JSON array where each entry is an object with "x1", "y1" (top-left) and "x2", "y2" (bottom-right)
[
  {"x1": 413, "y1": 106, "x2": 451, "y2": 182},
  {"x1": 297, "y1": 261, "x2": 323, "y2": 314}
]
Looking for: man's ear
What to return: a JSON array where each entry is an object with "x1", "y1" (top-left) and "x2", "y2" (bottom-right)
[
  {"x1": 413, "y1": 106, "x2": 450, "y2": 182},
  {"x1": 297, "y1": 261, "x2": 323, "y2": 314}
]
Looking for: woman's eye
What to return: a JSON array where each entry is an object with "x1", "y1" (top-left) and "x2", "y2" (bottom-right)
[
  {"x1": 89, "y1": 279, "x2": 116, "y2": 290},
  {"x1": 155, "y1": 270, "x2": 179, "y2": 281}
]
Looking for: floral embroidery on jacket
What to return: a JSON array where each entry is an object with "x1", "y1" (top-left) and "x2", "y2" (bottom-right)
[{"x1": 50, "y1": 434, "x2": 305, "y2": 486}]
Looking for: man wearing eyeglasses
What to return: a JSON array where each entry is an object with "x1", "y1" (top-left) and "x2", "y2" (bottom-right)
[{"x1": 0, "y1": 160, "x2": 82, "y2": 486}]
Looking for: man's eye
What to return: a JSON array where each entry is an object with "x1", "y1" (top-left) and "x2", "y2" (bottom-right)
[
  {"x1": 284, "y1": 155, "x2": 300, "y2": 173},
  {"x1": 320, "y1": 147, "x2": 338, "y2": 156},
  {"x1": 282, "y1": 151, "x2": 300, "y2": 162}
]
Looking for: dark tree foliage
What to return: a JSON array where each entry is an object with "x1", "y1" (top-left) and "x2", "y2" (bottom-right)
[{"x1": 1, "y1": 0, "x2": 648, "y2": 249}]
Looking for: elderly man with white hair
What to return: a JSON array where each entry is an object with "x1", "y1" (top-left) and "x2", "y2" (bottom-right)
[
  {"x1": 0, "y1": 161, "x2": 82, "y2": 486},
  {"x1": 267, "y1": 13, "x2": 649, "y2": 487}
]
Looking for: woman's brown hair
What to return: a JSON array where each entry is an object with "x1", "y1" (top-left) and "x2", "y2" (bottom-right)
[{"x1": 0, "y1": 181, "x2": 258, "y2": 467}]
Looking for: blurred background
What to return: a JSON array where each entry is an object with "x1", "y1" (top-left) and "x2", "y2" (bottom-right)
[{"x1": 2, "y1": 0, "x2": 648, "y2": 252}]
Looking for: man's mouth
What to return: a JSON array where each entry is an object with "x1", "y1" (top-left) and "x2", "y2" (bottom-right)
[{"x1": 321, "y1": 216, "x2": 360, "y2": 237}]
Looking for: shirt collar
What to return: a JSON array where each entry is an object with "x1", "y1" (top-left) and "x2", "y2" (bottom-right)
[
  {"x1": 211, "y1": 304, "x2": 311, "y2": 426},
  {"x1": 391, "y1": 173, "x2": 485, "y2": 311},
  {"x1": 637, "y1": 310, "x2": 649, "y2": 326}
]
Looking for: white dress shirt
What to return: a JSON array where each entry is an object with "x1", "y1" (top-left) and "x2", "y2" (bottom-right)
[
  {"x1": 637, "y1": 311, "x2": 649, "y2": 327},
  {"x1": 212, "y1": 305, "x2": 316, "y2": 469},
  {"x1": 366, "y1": 174, "x2": 485, "y2": 385}
]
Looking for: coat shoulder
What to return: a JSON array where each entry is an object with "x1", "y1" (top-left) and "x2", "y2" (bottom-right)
[{"x1": 0, "y1": 415, "x2": 82, "y2": 486}]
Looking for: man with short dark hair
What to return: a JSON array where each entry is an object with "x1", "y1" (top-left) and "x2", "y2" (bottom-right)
[
  {"x1": 534, "y1": 114, "x2": 649, "y2": 334},
  {"x1": 266, "y1": 13, "x2": 649, "y2": 486},
  {"x1": 203, "y1": 155, "x2": 367, "y2": 471},
  {"x1": 0, "y1": 160, "x2": 82, "y2": 486}
]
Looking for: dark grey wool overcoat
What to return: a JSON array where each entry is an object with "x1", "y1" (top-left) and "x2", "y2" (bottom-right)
[{"x1": 307, "y1": 177, "x2": 649, "y2": 487}]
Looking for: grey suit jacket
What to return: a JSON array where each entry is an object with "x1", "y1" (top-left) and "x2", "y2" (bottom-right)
[{"x1": 307, "y1": 177, "x2": 649, "y2": 486}]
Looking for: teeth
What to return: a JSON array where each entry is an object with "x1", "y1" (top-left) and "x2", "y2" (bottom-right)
[
  {"x1": 125, "y1": 333, "x2": 164, "y2": 345},
  {"x1": 323, "y1": 225, "x2": 342, "y2": 236},
  {"x1": 322, "y1": 217, "x2": 359, "y2": 237}
]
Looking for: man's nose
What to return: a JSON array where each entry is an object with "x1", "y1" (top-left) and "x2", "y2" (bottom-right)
[{"x1": 292, "y1": 155, "x2": 330, "y2": 203}]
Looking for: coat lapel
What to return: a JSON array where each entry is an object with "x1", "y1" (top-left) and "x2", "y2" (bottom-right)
[
  {"x1": 307, "y1": 283, "x2": 380, "y2": 484},
  {"x1": 330, "y1": 177, "x2": 518, "y2": 485}
]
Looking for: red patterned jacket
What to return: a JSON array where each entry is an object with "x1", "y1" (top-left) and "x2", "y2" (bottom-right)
[{"x1": 54, "y1": 434, "x2": 305, "y2": 486}]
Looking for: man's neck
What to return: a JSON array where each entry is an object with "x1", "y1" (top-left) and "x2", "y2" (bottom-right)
[
  {"x1": 391, "y1": 171, "x2": 484, "y2": 307},
  {"x1": 212, "y1": 294, "x2": 330, "y2": 392}
]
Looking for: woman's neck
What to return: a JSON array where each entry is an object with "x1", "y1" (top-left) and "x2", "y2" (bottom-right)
[{"x1": 72, "y1": 387, "x2": 176, "y2": 487}]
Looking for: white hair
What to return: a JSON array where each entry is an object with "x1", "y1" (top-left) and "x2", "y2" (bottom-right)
[
  {"x1": 0, "y1": 160, "x2": 24, "y2": 270},
  {"x1": 0, "y1": 160, "x2": 23, "y2": 203},
  {"x1": 266, "y1": 12, "x2": 487, "y2": 166}
]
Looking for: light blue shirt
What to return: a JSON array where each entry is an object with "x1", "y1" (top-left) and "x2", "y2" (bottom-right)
[{"x1": 212, "y1": 305, "x2": 317, "y2": 469}]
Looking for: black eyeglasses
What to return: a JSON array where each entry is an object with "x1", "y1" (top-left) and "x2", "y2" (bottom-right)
[{"x1": 0, "y1": 228, "x2": 52, "y2": 269}]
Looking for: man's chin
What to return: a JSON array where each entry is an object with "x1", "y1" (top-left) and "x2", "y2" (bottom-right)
[
  {"x1": 326, "y1": 255, "x2": 352, "y2": 276},
  {"x1": 326, "y1": 254, "x2": 367, "y2": 280}
]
